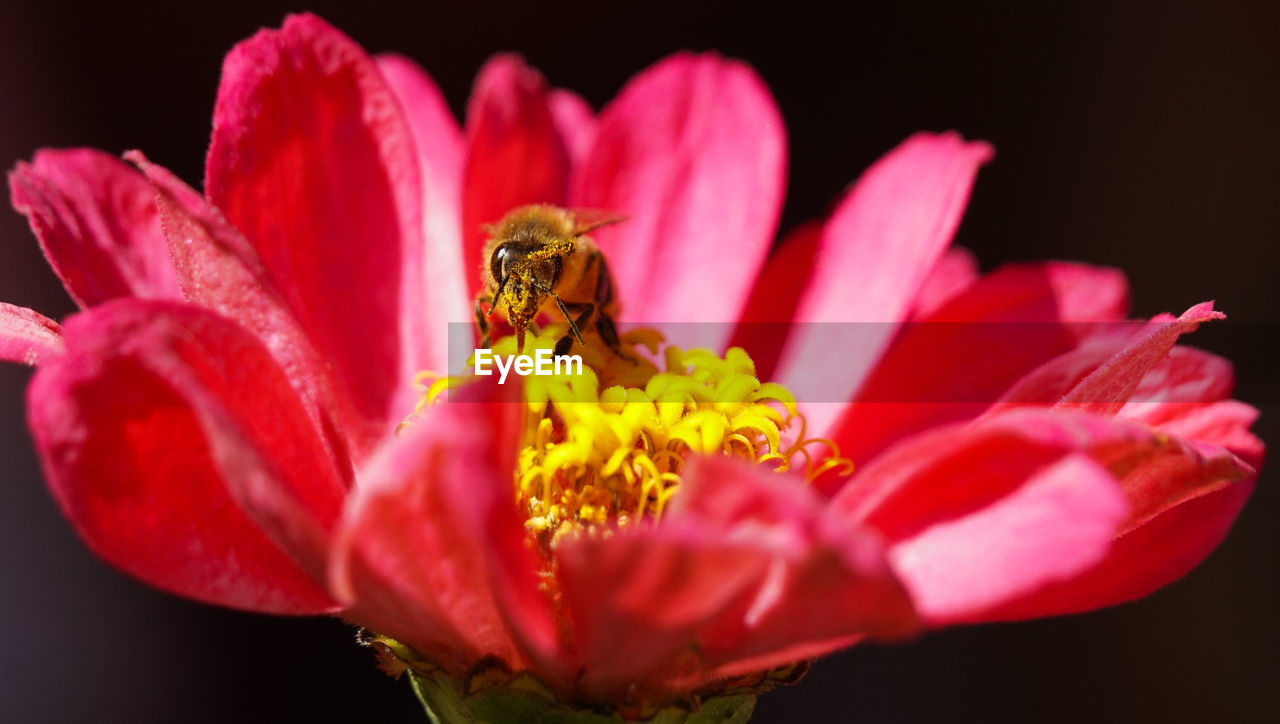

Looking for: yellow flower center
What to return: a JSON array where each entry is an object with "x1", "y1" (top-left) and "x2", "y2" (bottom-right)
[{"x1": 403, "y1": 328, "x2": 852, "y2": 552}]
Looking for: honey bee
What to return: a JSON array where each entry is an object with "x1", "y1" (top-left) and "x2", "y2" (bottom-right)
[{"x1": 475, "y1": 205, "x2": 626, "y2": 357}]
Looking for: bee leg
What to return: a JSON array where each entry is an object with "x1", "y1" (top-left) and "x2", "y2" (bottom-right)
[
  {"x1": 553, "y1": 301, "x2": 596, "y2": 358},
  {"x1": 534, "y1": 283, "x2": 588, "y2": 347},
  {"x1": 595, "y1": 312, "x2": 638, "y2": 365},
  {"x1": 587, "y1": 251, "x2": 637, "y2": 365},
  {"x1": 474, "y1": 295, "x2": 492, "y2": 348}
]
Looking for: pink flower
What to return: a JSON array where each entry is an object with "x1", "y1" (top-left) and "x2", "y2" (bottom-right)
[{"x1": 2, "y1": 13, "x2": 1260, "y2": 717}]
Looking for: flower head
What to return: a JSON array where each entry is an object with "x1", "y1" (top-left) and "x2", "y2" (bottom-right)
[{"x1": 2, "y1": 13, "x2": 1260, "y2": 720}]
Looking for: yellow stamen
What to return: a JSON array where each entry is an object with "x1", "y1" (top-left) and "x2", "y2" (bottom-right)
[{"x1": 402, "y1": 329, "x2": 853, "y2": 550}]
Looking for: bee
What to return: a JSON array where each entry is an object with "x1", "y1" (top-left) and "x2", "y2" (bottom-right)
[{"x1": 475, "y1": 205, "x2": 626, "y2": 358}]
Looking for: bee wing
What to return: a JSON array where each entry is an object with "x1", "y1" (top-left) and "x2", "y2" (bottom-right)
[{"x1": 567, "y1": 208, "x2": 628, "y2": 236}]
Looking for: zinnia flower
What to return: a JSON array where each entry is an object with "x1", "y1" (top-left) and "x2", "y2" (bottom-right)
[{"x1": 1, "y1": 13, "x2": 1260, "y2": 722}]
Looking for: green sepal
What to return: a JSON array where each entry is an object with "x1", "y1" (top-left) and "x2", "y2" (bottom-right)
[{"x1": 407, "y1": 667, "x2": 756, "y2": 724}]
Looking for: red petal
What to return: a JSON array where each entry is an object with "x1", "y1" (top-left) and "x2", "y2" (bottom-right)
[
  {"x1": 1111, "y1": 345, "x2": 1251, "y2": 461},
  {"x1": 557, "y1": 456, "x2": 915, "y2": 700},
  {"x1": 0, "y1": 303, "x2": 63, "y2": 365},
  {"x1": 1124, "y1": 346, "x2": 1235, "y2": 408},
  {"x1": 29, "y1": 300, "x2": 345, "y2": 614},
  {"x1": 827, "y1": 262, "x2": 1131, "y2": 477},
  {"x1": 460, "y1": 54, "x2": 569, "y2": 299},
  {"x1": 9, "y1": 148, "x2": 181, "y2": 306},
  {"x1": 127, "y1": 152, "x2": 361, "y2": 469},
  {"x1": 665, "y1": 456, "x2": 917, "y2": 686},
  {"x1": 377, "y1": 54, "x2": 470, "y2": 374},
  {"x1": 908, "y1": 245, "x2": 979, "y2": 321},
  {"x1": 773, "y1": 133, "x2": 992, "y2": 434},
  {"x1": 1057, "y1": 302, "x2": 1223, "y2": 415},
  {"x1": 554, "y1": 519, "x2": 772, "y2": 700},
  {"x1": 206, "y1": 14, "x2": 424, "y2": 432},
  {"x1": 984, "y1": 477, "x2": 1254, "y2": 620},
  {"x1": 988, "y1": 304, "x2": 1224, "y2": 418},
  {"x1": 834, "y1": 408, "x2": 1254, "y2": 621},
  {"x1": 1129, "y1": 399, "x2": 1263, "y2": 469},
  {"x1": 887, "y1": 454, "x2": 1126, "y2": 624},
  {"x1": 730, "y1": 221, "x2": 822, "y2": 381},
  {"x1": 929, "y1": 259, "x2": 1129, "y2": 324},
  {"x1": 549, "y1": 89, "x2": 596, "y2": 167},
  {"x1": 568, "y1": 52, "x2": 787, "y2": 346},
  {"x1": 329, "y1": 380, "x2": 557, "y2": 677}
]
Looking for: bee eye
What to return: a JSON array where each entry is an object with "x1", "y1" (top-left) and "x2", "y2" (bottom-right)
[{"x1": 491, "y1": 244, "x2": 511, "y2": 281}]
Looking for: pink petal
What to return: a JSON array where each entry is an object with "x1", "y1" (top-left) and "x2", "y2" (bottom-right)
[
  {"x1": 833, "y1": 408, "x2": 1254, "y2": 620},
  {"x1": 460, "y1": 54, "x2": 569, "y2": 299},
  {"x1": 827, "y1": 262, "x2": 1131, "y2": 477},
  {"x1": 206, "y1": 14, "x2": 424, "y2": 432},
  {"x1": 329, "y1": 380, "x2": 557, "y2": 677},
  {"x1": 9, "y1": 148, "x2": 181, "y2": 306},
  {"x1": 665, "y1": 456, "x2": 917, "y2": 684},
  {"x1": 0, "y1": 303, "x2": 63, "y2": 365},
  {"x1": 1112, "y1": 346, "x2": 1246, "y2": 453},
  {"x1": 729, "y1": 221, "x2": 822, "y2": 380},
  {"x1": 554, "y1": 520, "x2": 773, "y2": 701},
  {"x1": 1123, "y1": 346, "x2": 1235, "y2": 408},
  {"x1": 930, "y1": 260, "x2": 1129, "y2": 324},
  {"x1": 556, "y1": 456, "x2": 915, "y2": 700},
  {"x1": 983, "y1": 477, "x2": 1254, "y2": 620},
  {"x1": 888, "y1": 454, "x2": 1126, "y2": 624},
  {"x1": 1057, "y1": 302, "x2": 1224, "y2": 415},
  {"x1": 908, "y1": 245, "x2": 979, "y2": 320},
  {"x1": 377, "y1": 54, "x2": 470, "y2": 374},
  {"x1": 1128, "y1": 399, "x2": 1263, "y2": 469},
  {"x1": 773, "y1": 133, "x2": 993, "y2": 434},
  {"x1": 548, "y1": 89, "x2": 596, "y2": 168},
  {"x1": 568, "y1": 52, "x2": 787, "y2": 346},
  {"x1": 834, "y1": 413, "x2": 1093, "y2": 540},
  {"x1": 29, "y1": 300, "x2": 345, "y2": 614},
  {"x1": 127, "y1": 152, "x2": 362, "y2": 466},
  {"x1": 991, "y1": 304, "x2": 1223, "y2": 415}
]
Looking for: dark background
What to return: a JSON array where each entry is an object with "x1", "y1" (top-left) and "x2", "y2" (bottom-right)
[{"x1": 1, "y1": 1, "x2": 1276, "y2": 721}]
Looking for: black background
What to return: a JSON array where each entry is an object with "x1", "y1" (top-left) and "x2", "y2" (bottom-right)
[{"x1": 1, "y1": 1, "x2": 1276, "y2": 722}]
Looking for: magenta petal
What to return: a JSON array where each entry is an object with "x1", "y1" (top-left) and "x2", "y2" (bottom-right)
[
  {"x1": 0, "y1": 303, "x2": 63, "y2": 365},
  {"x1": 1057, "y1": 302, "x2": 1224, "y2": 415},
  {"x1": 460, "y1": 54, "x2": 570, "y2": 299},
  {"x1": 984, "y1": 477, "x2": 1254, "y2": 620},
  {"x1": 888, "y1": 453, "x2": 1126, "y2": 624},
  {"x1": 835, "y1": 408, "x2": 1254, "y2": 620},
  {"x1": 556, "y1": 456, "x2": 916, "y2": 700},
  {"x1": 30, "y1": 300, "x2": 345, "y2": 614},
  {"x1": 1130, "y1": 399, "x2": 1263, "y2": 470},
  {"x1": 1111, "y1": 346, "x2": 1254, "y2": 463},
  {"x1": 206, "y1": 14, "x2": 424, "y2": 432},
  {"x1": 730, "y1": 221, "x2": 823, "y2": 381},
  {"x1": 665, "y1": 456, "x2": 918, "y2": 682},
  {"x1": 127, "y1": 152, "x2": 362, "y2": 467},
  {"x1": 568, "y1": 53, "x2": 787, "y2": 343},
  {"x1": 377, "y1": 54, "x2": 470, "y2": 374},
  {"x1": 774, "y1": 133, "x2": 992, "y2": 434},
  {"x1": 549, "y1": 89, "x2": 596, "y2": 168},
  {"x1": 329, "y1": 382, "x2": 558, "y2": 677},
  {"x1": 828, "y1": 261, "x2": 1132, "y2": 474},
  {"x1": 907, "y1": 245, "x2": 979, "y2": 320},
  {"x1": 554, "y1": 520, "x2": 773, "y2": 700},
  {"x1": 1123, "y1": 346, "x2": 1235, "y2": 409},
  {"x1": 9, "y1": 148, "x2": 181, "y2": 306}
]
